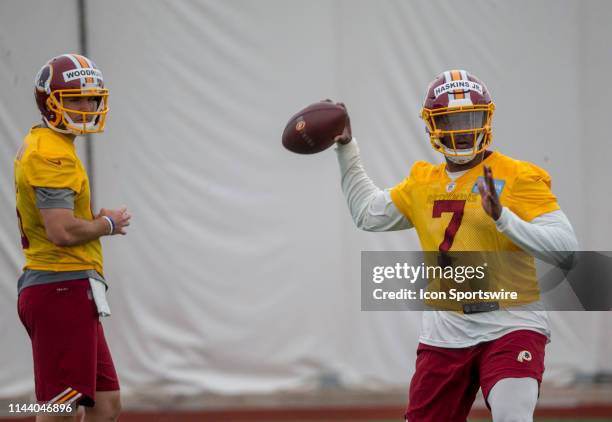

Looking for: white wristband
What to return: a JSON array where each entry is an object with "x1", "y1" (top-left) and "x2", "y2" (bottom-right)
[{"x1": 102, "y1": 216, "x2": 114, "y2": 235}]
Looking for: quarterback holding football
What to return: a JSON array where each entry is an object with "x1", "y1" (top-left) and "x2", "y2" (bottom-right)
[{"x1": 332, "y1": 70, "x2": 578, "y2": 421}]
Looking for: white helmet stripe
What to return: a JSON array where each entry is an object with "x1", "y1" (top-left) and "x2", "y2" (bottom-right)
[
  {"x1": 443, "y1": 71, "x2": 454, "y2": 101},
  {"x1": 63, "y1": 53, "x2": 82, "y2": 68},
  {"x1": 443, "y1": 71, "x2": 452, "y2": 83},
  {"x1": 74, "y1": 54, "x2": 95, "y2": 72},
  {"x1": 82, "y1": 55, "x2": 94, "y2": 68},
  {"x1": 62, "y1": 54, "x2": 87, "y2": 86}
]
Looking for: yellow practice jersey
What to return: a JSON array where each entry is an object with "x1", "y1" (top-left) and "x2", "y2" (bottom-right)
[
  {"x1": 390, "y1": 151, "x2": 560, "y2": 310},
  {"x1": 14, "y1": 127, "x2": 103, "y2": 274}
]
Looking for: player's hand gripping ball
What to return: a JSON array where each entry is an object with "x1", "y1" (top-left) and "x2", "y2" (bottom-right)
[{"x1": 282, "y1": 101, "x2": 348, "y2": 154}]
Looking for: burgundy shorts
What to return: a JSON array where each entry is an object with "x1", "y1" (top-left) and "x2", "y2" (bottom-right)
[
  {"x1": 17, "y1": 279, "x2": 120, "y2": 407},
  {"x1": 405, "y1": 329, "x2": 546, "y2": 422}
]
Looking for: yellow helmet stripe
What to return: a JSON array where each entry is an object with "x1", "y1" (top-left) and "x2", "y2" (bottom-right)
[
  {"x1": 73, "y1": 54, "x2": 94, "y2": 84},
  {"x1": 450, "y1": 70, "x2": 464, "y2": 99}
]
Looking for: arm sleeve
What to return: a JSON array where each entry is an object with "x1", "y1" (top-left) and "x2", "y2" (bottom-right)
[
  {"x1": 22, "y1": 151, "x2": 82, "y2": 192},
  {"x1": 495, "y1": 207, "x2": 578, "y2": 266},
  {"x1": 505, "y1": 162, "x2": 560, "y2": 221},
  {"x1": 335, "y1": 139, "x2": 412, "y2": 231},
  {"x1": 35, "y1": 187, "x2": 75, "y2": 209}
]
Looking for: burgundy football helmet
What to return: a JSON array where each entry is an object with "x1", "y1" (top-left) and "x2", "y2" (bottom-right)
[
  {"x1": 34, "y1": 54, "x2": 109, "y2": 135},
  {"x1": 421, "y1": 70, "x2": 495, "y2": 164}
]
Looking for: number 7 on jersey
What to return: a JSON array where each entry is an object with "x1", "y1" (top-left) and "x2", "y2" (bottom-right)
[{"x1": 432, "y1": 200, "x2": 466, "y2": 252}]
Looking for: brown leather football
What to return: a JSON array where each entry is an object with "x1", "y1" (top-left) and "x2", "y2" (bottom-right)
[{"x1": 282, "y1": 102, "x2": 348, "y2": 154}]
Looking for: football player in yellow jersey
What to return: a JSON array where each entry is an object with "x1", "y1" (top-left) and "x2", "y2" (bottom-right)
[
  {"x1": 15, "y1": 54, "x2": 130, "y2": 422},
  {"x1": 332, "y1": 70, "x2": 577, "y2": 421}
]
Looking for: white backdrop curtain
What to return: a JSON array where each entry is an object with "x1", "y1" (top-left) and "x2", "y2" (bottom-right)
[{"x1": 1, "y1": 0, "x2": 610, "y2": 400}]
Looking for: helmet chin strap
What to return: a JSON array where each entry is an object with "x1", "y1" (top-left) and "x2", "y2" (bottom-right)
[
  {"x1": 44, "y1": 113, "x2": 98, "y2": 136},
  {"x1": 64, "y1": 112, "x2": 98, "y2": 134},
  {"x1": 446, "y1": 153, "x2": 476, "y2": 165},
  {"x1": 43, "y1": 116, "x2": 72, "y2": 134}
]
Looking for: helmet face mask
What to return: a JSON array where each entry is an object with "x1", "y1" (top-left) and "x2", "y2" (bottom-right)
[
  {"x1": 421, "y1": 70, "x2": 495, "y2": 163},
  {"x1": 48, "y1": 89, "x2": 109, "y2": 134},
  {"x1": 35, "y1": 54, "x2": 109, "y2": 136}
]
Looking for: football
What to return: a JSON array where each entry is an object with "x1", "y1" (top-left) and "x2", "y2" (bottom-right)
[{"x1": 282, "y1": 102, "x2": 348, "y2": 154}]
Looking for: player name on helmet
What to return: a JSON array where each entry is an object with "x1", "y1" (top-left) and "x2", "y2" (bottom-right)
[
  {"x1": 434, "y1": 81, "x2": 483, "y2": 98},
  {"x1": 63, "y1": 68, "x2": 103, "y2": 82}
]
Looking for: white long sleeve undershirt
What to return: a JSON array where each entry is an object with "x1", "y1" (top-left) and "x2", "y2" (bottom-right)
[
  {"x1": 336, "y1": 139, "x2": 578, "y2": 264},
  {"x1": 337, "y1": 139, "x2": 412, "y2": 232}
]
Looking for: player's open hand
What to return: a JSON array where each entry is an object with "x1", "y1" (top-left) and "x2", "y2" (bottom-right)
[
  {"x1": 98, "y1": 207, "x2": 131, "y2": 235},
  {"x1": 477, "y1": 165, "x2": 502, "y2": 221}
]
